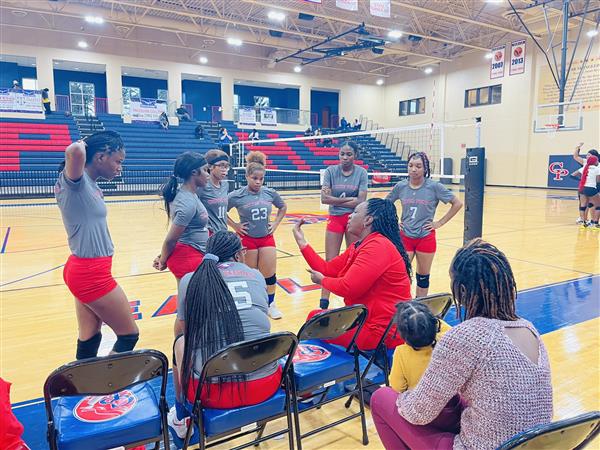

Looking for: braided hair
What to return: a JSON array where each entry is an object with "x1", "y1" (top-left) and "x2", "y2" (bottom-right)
[
  {"x1": 395, "y1": 301, "x2": 440, "y2": 349},
  {"x1": 180, "y1": 231, "x2": 246, "y2": 398},
  {"x1": 450, "y1": 238, "x2": 518, "y2": 322},
  {"x1": 160, "y1": 151, "x2": 206, "y2": 218},
  {"x1": 58, "y1": 130, "x2": 124, "y2": 172},
  {"x1": 341, "y1": 140, "x2": 360, "y2": 158},
  {"x1": 366, "y1": 198, "x2": 412, "y2": 279},
  {"x1": 408, "y1": 152, "x2": 431, "y2": 178}
]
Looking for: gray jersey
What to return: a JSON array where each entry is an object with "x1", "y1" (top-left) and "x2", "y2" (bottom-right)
[
  {"x1": 55, "y1": 171, "x2": 114, "y2": 258},
  {"x1": 228, "y1": 187, "x2": 285, "y2": 237},
  {"x1": 177, "y1": 261, "x2": 275, "y2": 379},
  {"x1": 171, "y1": 190, "x2": 209, "y2": 252},
  {"x1": 198, "y1": 180, "x2": 229, "y2": 233},
  {"x1": 387, "y1": 178, "x2": 455, "y2": 238},
  {"x1": 323, "y1": 165, "x2": 368, "y2": 215}
]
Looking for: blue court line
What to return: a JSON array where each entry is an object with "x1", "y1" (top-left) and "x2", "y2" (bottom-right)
[
  {"x1": 1, "y1": 227, "x2": 10, "y2": 253},
  {"x1": 0, "y1": 264, "x2": 64, "y2": 288}
]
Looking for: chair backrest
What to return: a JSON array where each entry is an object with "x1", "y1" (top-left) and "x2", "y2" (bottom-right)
[
  {"x1": 199, "y1": 332, "x2": 298, "y2": 381},
  {"x1": 296, "y1": 305, "x2": 368, "y2": 347},
  {"x1": 496, "y1": 411, "x2": 600, "y2": 450},
  {"x1": 415, "y1": 293, "x2": 453, "y2": 319}
]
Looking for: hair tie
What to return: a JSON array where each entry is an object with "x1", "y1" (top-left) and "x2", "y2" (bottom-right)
[{"x1": 204, "y1": 253, "x2": 219, "y2": 262}]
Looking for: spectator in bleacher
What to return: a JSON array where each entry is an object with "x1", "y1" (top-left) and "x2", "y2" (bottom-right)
[
  {"x1": 198, "y1": 149, "x2": 230, "y2": 234},
  {"x1": 11, "y1": 80, "x2": 21, "y2": 91},
  {"x1": 340, "y1": 116, "x2": 348, "y2": 130},
  {"x1": 56, "y1": 131, "x2": 139, "y2": 359},
  {"x1": 219, "y1": 127, "x2": 234, "y2": 153},
  {"x1": 228, "y1": 151, "x2": 288, "y2": 320},
  {"x1": 42, "y1": 88, "x2": 51, "y2": 114},
  {"x1": 318, "y1": 141, "x2": 368, "y2": 309},
  {"x1": 159, "y1": 111, "x2": 169, "y2": 130},
  {"x1": 194, "y1": 123, "x2": 204, "y2": 139},
  {"x1": 292, "y1": 198, "x2": 412, "y2": 350},
  {"x1": 304, "y1": 126, "x2": 314, "y2": 137},
  {"x1": 353, "y1": 118, "x2": 361, "y2": 131},
  {"x1": 176, "y1": 104, "x2": 192, "y2": 122},
  {"x1": 371, "y1": 239, "x2": 553, "y2": 450},
  {"x1": 314, "y1": 128, "x2": 322, "y2": 137},
  {"x1": 154, "y1": 152, "x2": 210, "y2": 290},
  {"x1": 249, "y1": 128, "x2": 260, "y2": 141},
  {"x1": 167, "y1": 231, "x2": 281, "y2": 438}
]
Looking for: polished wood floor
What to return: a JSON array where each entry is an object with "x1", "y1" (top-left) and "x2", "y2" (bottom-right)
[{"x1": 1, "y1": 186, "x2": 598, "y2": 449}]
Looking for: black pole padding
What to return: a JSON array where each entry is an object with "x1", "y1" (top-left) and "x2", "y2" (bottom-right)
[{"x1": 463, "y1": 147, "x2": 485, "y2": 245}]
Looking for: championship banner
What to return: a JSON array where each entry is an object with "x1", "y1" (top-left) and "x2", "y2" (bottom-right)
[
  {"x1": 302, "y1": 0, "x2": 322, "y2": 3},
  {"x1": 238, "y1": 106, "x2": 256, "y2": 126},
  {"x1": 129, "y1": 98, "x2": 167, "y2": 122},
  {"x1": 547, "y1": 155, "x2": 583, "y2": 189},
  {"x1": 490, "y1": 45, "x2": 506, "y2": 79},
  {"x1": 0, "y1": 89, "x2": 43, "y2": 113},
  {"x1": 260, "y1": 107, "x2": 277, "y2": 126},
  {"x1": 336, "y1": 0, "x2": 358, "y2": 11},
  {"x1": 370, "y1": 0, "x2": 390, "y2": 18},
  {"x1": 509, "y1": 40, "x2": 526, "y2": 75}
]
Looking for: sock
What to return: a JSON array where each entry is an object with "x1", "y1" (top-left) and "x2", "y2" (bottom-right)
[
  {"x1": 268, "y1": 293, "x2": 275, "y2": 305},
  {"x1": 175, "y1": 400, "x2": 187, "y2": 420},
  {"x1": 319, "y1": 298, "x2": 330, "y2": 309}
]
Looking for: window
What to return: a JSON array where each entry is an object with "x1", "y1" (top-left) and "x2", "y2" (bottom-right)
[
  {"x1": 464, "y1": 84, "x2": 502, "y2": 107},
  {"x1": 69, "y1": 81, "x2": 95, "y2": 116},
  {"x1": 399, "y1": 97, "x2": 426, "y2": 116},
  {"x1": 122, "y1": 86, "x2": 141, "y2": 115}
]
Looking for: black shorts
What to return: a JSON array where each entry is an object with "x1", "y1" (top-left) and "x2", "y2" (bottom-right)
[{"x1": 581, "y1": 187, "x2": 599, "y2": 197}]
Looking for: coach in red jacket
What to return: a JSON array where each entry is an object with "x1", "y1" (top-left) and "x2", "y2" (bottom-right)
[{"x1": 293, "y1": 198, "x2": 412, "y2": 350}]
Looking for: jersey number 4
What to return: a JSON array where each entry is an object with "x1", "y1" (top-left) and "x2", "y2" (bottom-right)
[
  {"x1": 251, "y1": 207, "x2": 268, "y2": 221},
  {"x1": 226, "y1": 281, "x2": 253, "y2": 310}
]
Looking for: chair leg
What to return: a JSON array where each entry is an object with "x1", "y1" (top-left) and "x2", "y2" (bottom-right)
[
  {"x1": 254, "y1": 423, "x2": 266, "y2": 447},
  {"x1": 354, "y1": 352, "x2": 369, "y2": 446},
  {"x1": 290, "y1": 378, "x2": 303, "y2": 450}
]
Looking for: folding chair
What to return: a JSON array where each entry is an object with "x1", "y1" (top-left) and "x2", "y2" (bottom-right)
[
  {"x1": 179, "y1": 331, "x2": 298, "y2": 450},
  {"x1": 415, "y1": 292, "x2": 453, "y2": 319},
  {"x1": 43, "y1": 349, "x2": 170, "y2": 450},
  {"x1": 290, "y1": 305, "x2": 369, "y2": 450},
  {"x1": 496, "y1": 411, "x2": 600, "y2": 450}
]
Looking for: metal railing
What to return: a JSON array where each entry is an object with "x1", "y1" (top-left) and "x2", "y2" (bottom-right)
[
  {"x1": 54, "y1": 95, "x2": 108, "y2": 115},
  {"x1": 233, "y1": 105, "x2": 310, "y2": 127}
]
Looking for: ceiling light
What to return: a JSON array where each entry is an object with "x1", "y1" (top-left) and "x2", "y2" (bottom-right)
[
  {"x1": 387, "y1": 30, "x2": 403, "y2": 39},
  {"x1": 268, "y1": 11, "x2": 286, "y2": 22},
  {"x1": 227, "y1": 37, "x2": 243, "y2": 46},
  {"x1": 199, "y1": 56, "x2": 208, "y2": 64},
  {"x1": 293, "y1": 65, "x2": 302, "y2": 73},
  {"x1": 74, "y1": 67, "x2": 80, "y2": 70},
  {"x1": 31, "y1": 63, "x2": 36, "y2": 66},
  {"x1": 376, "y1": 79, "x2": 384, "y2": 85},
  {"x1": 84, "y1": 15, "x2": 104, "y2": 24},
  {"x1": 77, "y1": 41, "x2": 88, "y2": 49},
  {"x1": 587, "y1": 29, "x2": 598, "y2": 38},
  {"x1": 424, "y1": 67, "x2": 433, "y2": 74},
  {"x1": 484, "y1": 52, "x2": 493, "y2": 59},
  {"x1": 123, "y1": 72, "x2": 128, "y2": 75}
]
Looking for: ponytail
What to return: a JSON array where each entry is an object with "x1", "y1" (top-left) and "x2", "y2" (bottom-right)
[
  {"x1": 579, "y1": 155, "x2": 599, "y2": 193},
  {"x1": 160, "y1": 151, "x2": 207, "y2": 218}
]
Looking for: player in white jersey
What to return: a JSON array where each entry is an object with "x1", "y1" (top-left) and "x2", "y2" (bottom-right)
[
  {"x1": 577, "y1": 154, "x2": 600, "y2": 229},
  {"x1": 572, "y1": 143, "x2": 599, "y2": 226}
]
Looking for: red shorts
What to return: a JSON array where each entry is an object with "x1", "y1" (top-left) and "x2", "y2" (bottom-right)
[
  {"x1": 240, "y1": 234, "x2": 276, "y2": 250},
  {"x1": 326, "y1": 213, "x2": 351, "y2": 234},
  {"x1": 166, "y1": 242, "x2": 204, "y2": 279},
  {"x1": 186, "y1": 365, "x2": 282, "y2": 408},
  {"x1": 401, "y1": 230, "x2": 437, "y2": 254},
  {"x1": 63, "y1": 255, "x2": 118, "y2": 303}
]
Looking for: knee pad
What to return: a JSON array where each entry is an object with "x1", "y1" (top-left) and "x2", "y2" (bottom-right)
[
  {"x1": 596, "y1": 206, "x2": 600, "y2": 211},
  {"x1": 580, "y1": 206, "x2": 587, "y2": 211},
  {"x1": 265, "y1": 274, "x2": 277, "y2": 286},
  {"x1": 589, "y1": 203, "x2": 594, "y2": 209},
  {"x1": 112, "y1": 333, "x2": 139, "y2": 353},
  {"x1": 416, "y1": 273, "x2": 430, "y2": 289},
  {"x1": 76, "y1": 332, "x2": 102, "y2": 360}
]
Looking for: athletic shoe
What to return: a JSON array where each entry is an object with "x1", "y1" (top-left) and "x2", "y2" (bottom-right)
[
  {"x1": 319, "y1": 298, "x2": 330, "y2": 309},
  {"x1": 576, "y1": 218, "x2": 585, "y2": 225},
  {"x1": 268, "y1": 304, "x2": 283, "y2": 319},
  {"x1": 167, "y1": 406, "x2": 190, "y2": 439}
]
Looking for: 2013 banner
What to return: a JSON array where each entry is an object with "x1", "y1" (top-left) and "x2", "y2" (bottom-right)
[
  {"x1": 490, "y1": 45, "x2": 506, "y2": 79},
  {"x1": 509, "y1": 40, "x2": 526, "y2": 75},
  {"x1": 0, "y1": 89, "x2": 43, "y2": 114},
  {"x1": 370, "y1": 0, "x2": 390, "y2": 18}
]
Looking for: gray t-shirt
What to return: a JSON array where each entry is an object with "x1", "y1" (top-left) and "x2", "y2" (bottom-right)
[
  {"x1": 323, "y1": 165, "x2": 368, "y2": 215},
  {"x1": 55, "y1": 172, "x2": 114, "y2": 258},
  {"x1": 177, "y1": 261, "x2": 275, "y2": 379},
  {"x1": 197, "y1": 180, "x2": 229, "y2": 233},
  {"x1": 228, "y1": 187, "x2": 285, "y2": 238},
  {"x1": 387, "y1": 178, "x2": 455, "y2": 238},
  {"x1": 171, "y1": 190, "x2": 209, "y2": 252}
]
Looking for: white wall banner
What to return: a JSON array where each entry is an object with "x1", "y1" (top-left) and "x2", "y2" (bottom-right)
[
  {"x1": 129, "y1": 98, "x2": 167, "y2": 122},
  {"x1": 509, "y1": 40, "x2": 526, "y2": 75},
  {"x1": 370, "y1": 0, "x2": 390, "y2": 17},
  {"x1": 490, "y1": 45, "x2": 506, "y2": 79},
  {"x1": 238, "y1": 106, "x2": 257, "y2": 125},
  {"x1": 260, "y1": 107, "x2": 277, "y2": 126},
  {"x1": 0, "y1": 89, "x2": 43, "y2": 113},
  {"x1": 336, "y1": 0, "x2": 358, "y2": 11}
]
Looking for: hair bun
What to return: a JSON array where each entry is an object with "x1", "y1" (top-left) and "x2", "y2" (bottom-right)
[{"x1": 245, "y1": 151, "x2": 266, "y2": 166}]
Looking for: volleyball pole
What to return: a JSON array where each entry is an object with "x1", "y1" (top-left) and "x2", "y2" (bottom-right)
[{"x1": 463, "y1": 117, "x2": 485, "y2": 244}]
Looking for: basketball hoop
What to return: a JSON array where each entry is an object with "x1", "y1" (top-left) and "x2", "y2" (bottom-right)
[{"x1": 544, "y1": 123, "x2": 561, "y2": 139}]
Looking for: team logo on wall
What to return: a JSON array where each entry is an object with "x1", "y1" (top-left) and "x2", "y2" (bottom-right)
[
  {"x1": 548, "y1": 162, "x2": 569, "y2": 181},
  {"x1": 73, "y1": 390, "x2": 137, "y2": 422},
  {"x1": 293, "y1": 344, "x2": 331, "y2": 363}
]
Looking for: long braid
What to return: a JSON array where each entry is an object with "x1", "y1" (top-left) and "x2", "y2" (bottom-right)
[
  {"x1": 180, "y1": 231, "x2": 245, "y2": 399},
  {"x1": 366, "y1": 198, "x2": 412, "y2": 279},
  {"x1": 408, "y1": 152, "x2": 431, "y2": 178},
  {"x1": 450, "y1": 238, "x2": 518, "y2": 322}
]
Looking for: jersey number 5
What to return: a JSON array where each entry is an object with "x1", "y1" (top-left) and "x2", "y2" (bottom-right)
[
  {"x1": 226, "y1": 281, "x2": 253, "y2": 310},
  {"x1": 251, "y1": 207, "x2": 268, "y2": 221}
]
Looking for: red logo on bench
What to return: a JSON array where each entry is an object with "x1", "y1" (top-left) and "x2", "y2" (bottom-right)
[
  {"x1": 293, "y1": 344, "x2": 331, "y2": 363},
  {"x1": 73, "y1": 389, "x2": 137, "y2": 422}
]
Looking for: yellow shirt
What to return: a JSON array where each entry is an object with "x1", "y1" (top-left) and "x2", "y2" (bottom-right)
[{"x1": 389, "y1": 321, "x2": 451, "y2": 392}]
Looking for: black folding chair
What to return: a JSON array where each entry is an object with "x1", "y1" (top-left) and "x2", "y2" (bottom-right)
[
  {"x1": 496, "y1": 411, "x2": 600, "y2": 450},
  {"x1": 180, "y1": 332, "x2": 298, "y2": 450},
  {"x1": 43, "y1": 349, "x2": 170, "y2": 450},
  {"x1": 290, "y1": 305, "x2": 369, "y2": 450},
  {"x1": 415, "y1": 292, "x2": 453, "y2": 319}
]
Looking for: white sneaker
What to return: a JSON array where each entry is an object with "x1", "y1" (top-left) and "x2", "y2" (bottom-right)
[
  {"x1": 576, "y1": 218, "x2": 585, "y2": 225},
  {"x1": 167, "y1": 406, "x2": 190, "y2": 439},
  {"x1": 268, "y1": 304, "x2": 283, "y2": 319}
]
